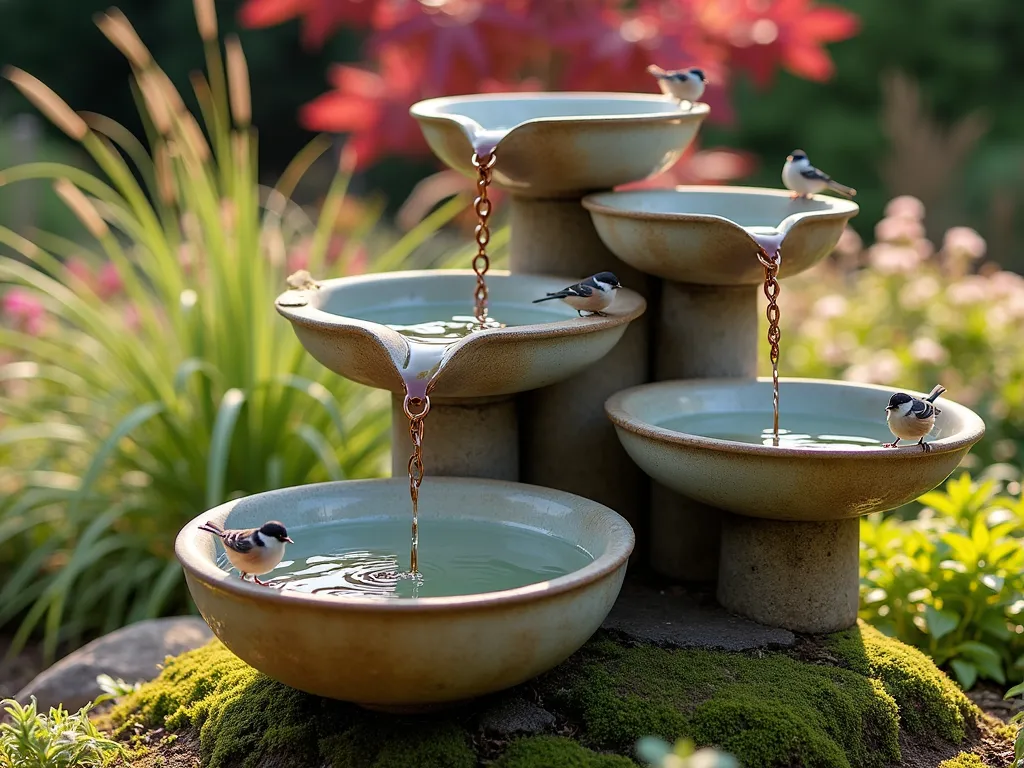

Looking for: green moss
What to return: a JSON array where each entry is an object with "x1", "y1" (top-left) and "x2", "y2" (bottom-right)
[
  {"x1": 493, "y1": 736, "x2": 637, "y2": 767},
  {"x1": 112, "y1": 640, "x2": 473, "y2": 768},
  {"x1": 542, "y1": 635, "x2": 901, "y2": 768},
  {"x1": 938, "y1": 753, "x2": 988, "y2": 768},
  {"x1": 827, "y1": 622, "x2": 977, "y2": 741},
  {"x1": 114, "y1": 623, "x2": 992, "y2": 768}
]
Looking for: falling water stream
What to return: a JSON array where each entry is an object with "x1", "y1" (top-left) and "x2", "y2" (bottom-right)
[
  {"x1": 748, "y1": 228, "x2": 785, "y2": 446},
  {"x1": 388, "y1": 140, "x2": 504, "y2": 576}
]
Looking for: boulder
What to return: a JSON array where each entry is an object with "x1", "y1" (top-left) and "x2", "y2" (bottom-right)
[{"x1": 14, "y1": 616, "x2": 212, "y2": 712}]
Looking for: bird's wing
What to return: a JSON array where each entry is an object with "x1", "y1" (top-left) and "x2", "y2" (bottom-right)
[
  {"x1": 800, "y1": 166, "x2": 832, "y2": 182},
  {"x1": 221, "y1": 530, "x2": 257, "y2": 553},
  {"x1": 910, "y1": 400, "x2": 935, "y2": 419},
  {"x1": 566, "y1": 283, "x2": 595, "y2": 297}
]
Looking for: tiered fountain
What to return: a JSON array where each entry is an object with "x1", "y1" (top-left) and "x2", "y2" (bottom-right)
[{"x1": 175, "y1": 86, "x2": 984, "y2": 711}]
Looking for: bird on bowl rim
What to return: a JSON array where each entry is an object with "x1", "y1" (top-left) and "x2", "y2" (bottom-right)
[
  {"x1": 198, "y1": 520, "x2": 294, "y2": 585},
  {"x1": 782, "y1": 149, "x2": 856, "y2": 199},
  {"x1": 532, "y1": 272, "x2": 622, "y2": 317},
  {"x1": 885, "y1": 384, "x2": 946, "y2": 452},
  {"x1": 646, "y1": 65, "x2": 707, "y2": 108}
]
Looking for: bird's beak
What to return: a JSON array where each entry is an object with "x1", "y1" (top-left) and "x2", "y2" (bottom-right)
[
  {"x1": 284, "y1": 536, "x2": 294, "y2": 543},
  {"x1": 786, "y1": 155, "x2": 793, "y2": 162},
  {"x1": 885, "y1": 406, "x2": 894, "y2": 412}
]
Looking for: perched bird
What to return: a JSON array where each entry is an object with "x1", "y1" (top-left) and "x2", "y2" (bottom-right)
[
  {"x1": 646, "y1": 65, "x2": 707, "y2": 107},
  {"x1": 198, "y1": 520, "x2": 294, "y2": 585},
  {"x1": 885, "y1": 385, "x2": 946, "y2": 452},
  {"x1": 532, "y1": 272, "x2": 622, "y2": 317},
  {"x1": 782, "y1": 150, "x2": 857, "y2": 199}
]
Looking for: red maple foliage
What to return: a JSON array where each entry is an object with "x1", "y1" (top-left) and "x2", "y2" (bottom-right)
[{"x1": 239, "y1": 0, "x2": 859, "y2": 175}]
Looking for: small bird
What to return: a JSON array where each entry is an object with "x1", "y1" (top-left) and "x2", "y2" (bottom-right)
[
  {"x1": 782, "y1": 149, "x2": 857, "y2": 199},
  {"x1": 532, "y1": 272, "x2": 622, "y2": 317},
  {"x1": 646, "y1": 65, "x2": 707, "y2": 107},
  {"x1": 885, "y1": 385, "x2": 946, "y2": 452},
  {"x1": 198, "y1": 520, "x2": 294, "y2": 585}
]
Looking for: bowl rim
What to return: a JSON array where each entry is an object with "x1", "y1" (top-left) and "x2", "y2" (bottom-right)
[
  {"x1": 273, "y1": 269, "x2": 646, "y2": 339},
  {"x1": 409, "y1": 91, "x2": 710, "y2": 126},
  {"x1": 605, "y1": 377, "x2": 986, "y2": 460},
  {"x1": 175, "y1": 477, "x2": 636, "y2": 612},
  {"x1": 581, "y1": 186, "x2": 860, "y2": 228}
]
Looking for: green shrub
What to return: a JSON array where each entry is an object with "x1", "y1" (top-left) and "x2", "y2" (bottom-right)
[
  {"x1": 0, "y1": 3, "x2": 474, "y2": 660},
  {"x1": 861, "y1": 471, "x2": 1024, "y2": 689},
  {"x1": 0, "y1": 696, "x2": 124, "y2": 768},
  {"x1": 775, "y1": 195, "x2": 1024, "y2": 468}
]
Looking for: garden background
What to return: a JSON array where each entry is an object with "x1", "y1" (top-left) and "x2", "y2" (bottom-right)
[{"x1": 2, "y1": 0, "x2": 1024, "y2": 740}]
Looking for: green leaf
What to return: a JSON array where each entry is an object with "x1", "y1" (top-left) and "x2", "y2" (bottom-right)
[
  {"x1": 950, "y1": 659, "x2": 978, "y2": 689},
  {"x1": 925, "y1": 606, "x2": 960, "y2": 641},
  {"x1": 956, "y1": 641, "x2": 1006, "y2": 684},
  {"x1": 1005, "y1": 681, "x2": 1024, "y2": 699},
  {"x1": 206, "y1": 388, "x2": 247, "y2": 508}
]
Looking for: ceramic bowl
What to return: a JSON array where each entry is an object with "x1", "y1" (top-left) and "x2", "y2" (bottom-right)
[
  {"x1": 176, "y1": 478, "x2": 634, "y2": 710},
  {"x1": 410, "y1": 93, "x2": 708, "y2": 197},
  {"x1": 606, "y1": 378, "x2": 985, "y2": 521},
  {"x1": 582, "y1": 186, "x2": 859, "y2": 285},
  {"x1": 275, "y1": 270, "x2": 645, "y2": 400}
]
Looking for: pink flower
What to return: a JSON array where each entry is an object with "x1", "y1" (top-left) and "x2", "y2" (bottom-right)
[
  {"x1": 2, "y1": 288, "x2": 45, "y2": 335},
  {"x1": 64, "y1": 256, "x2": 95, "y2": 285},
  {"x1": 97, "y1": 262, "x2": 124, "y2": 300},
  {"x1": 884, "y1": 195, "x2": 925, "y2": 221},
  {"x1": 909, "y1": 338, "x2": 948, "y2": 366},
  {"x1": 812, "y1": 294, "x2": 847, "y2": 319},
  {"x1": 946, "y1": 277, "x2": 990, "y2": 306},
  {"x1": 123, "y1": 304, "x2": 141, "y2": 333},
  {"x1": 874, "y1": 215, "x2": 925, "y2": 245},
  {"x1": 867, "y1": 244, "x2": 924, "y2": 275},
  {"x1": 942, "y1": 226, "x2": 986, "y2": 261}
]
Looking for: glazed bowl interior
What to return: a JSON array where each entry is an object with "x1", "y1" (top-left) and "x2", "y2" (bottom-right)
[
  {"x1": 606, "y1": 378, "x2": 985, "y2": 521},
  {"x1": 275, "y1": 270, "x2": 645, "y2": 399},
  {"x1": 176, "y1": 478, "x2": 634, "y2": 709}
]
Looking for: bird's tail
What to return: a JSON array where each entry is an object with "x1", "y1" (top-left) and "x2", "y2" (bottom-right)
[
  {"x1": 531, "y1": 293, "x2": 565, "y2": 304},
  {"x1": 646, "y1": 64, "x2": 669, "y2": 79},
  {"x1": 924, "y1": 385, "x2": 946, "y2": 403},
  {"x1": 827, "y1": 180, "x2": 857, "y2": 198},
  {"x1": 198, "y1": 521, "x2": 224, "y2": 535}
]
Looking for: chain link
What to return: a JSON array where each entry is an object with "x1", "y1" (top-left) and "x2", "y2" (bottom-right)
[
  {"x1": 403, "y1": 394, "x2": 430, "y2": 573},
  {"x1": 758, "y1": 247, "x2": 782, "y2": 446},
  {"x1": 471, "y1": 151, "x2": 496, "y2": 324}
]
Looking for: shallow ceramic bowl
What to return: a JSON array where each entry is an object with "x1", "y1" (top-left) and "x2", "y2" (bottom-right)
[
  {"x1": 606, "y1": 378, "x2": 985, "y2": 521},
  {"x1": 582, "y1": 187, "x2": 859, "y2": 285},
  {"x1": 176, "y1": 478, "x2": 634, "y2": 710},
  {"x1": 275, "y1": 270, "x2": 645, "y2": 400},
  {"x1": 410, "y1": 93, "x2": 708, "y2": 197}
]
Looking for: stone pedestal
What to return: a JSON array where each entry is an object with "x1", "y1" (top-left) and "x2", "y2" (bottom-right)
[
  {"x1": 717, "y1": 514, "x2": 860, "y2": 634},
  {"x1": 510, "y1": 195, "x2": 651, "y2": 533},
  {"x1": 650, "y1": 282, "x2": 758, "y2": 581},
  {"x1": 391, "y1": 395, "x2": 518, "y2": 481}
]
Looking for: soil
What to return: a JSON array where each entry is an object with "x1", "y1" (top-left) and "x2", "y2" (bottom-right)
[{"x1": 969, "y1": 682, "x2": 1024, "y2": 724}]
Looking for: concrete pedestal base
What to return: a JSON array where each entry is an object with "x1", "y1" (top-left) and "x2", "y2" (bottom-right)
[
  {"x1": 717, "y1": 514, "x2": 860, "y2": 634},
  {"x1": 650, "y1": 282, "x2": 757, "y2": 581},
  {"x1": 390, "y1": 395, "x2": 518, "y2": 481},
  {"x1": 510, "y1": 195, "x2": 650, "y2": 533}
]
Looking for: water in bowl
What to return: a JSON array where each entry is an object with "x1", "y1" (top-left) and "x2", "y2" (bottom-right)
[
  {"x1": 215, "y1": 518, "x2": 594, "y2": 598},
  {"x1": 660, "y1": 412, "x2": 889, "y2": 450}
]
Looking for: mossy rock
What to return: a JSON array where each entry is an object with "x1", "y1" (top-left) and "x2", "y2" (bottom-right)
[{"x1": 110, "y1": 621, "x2": 1009, "y2": 767}]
